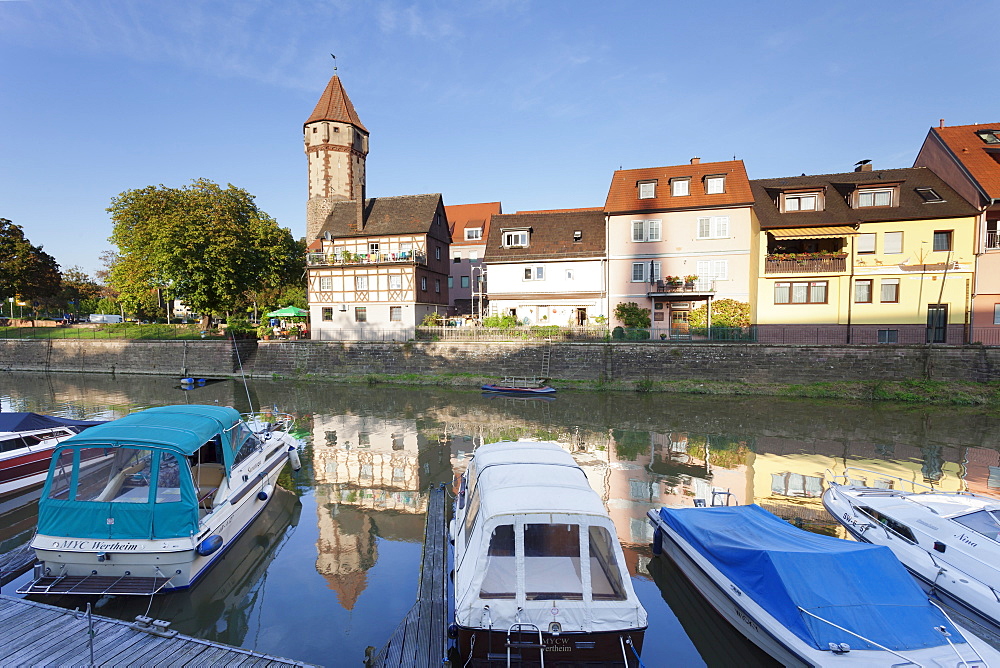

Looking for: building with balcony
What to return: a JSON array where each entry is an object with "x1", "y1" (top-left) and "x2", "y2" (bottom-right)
[
  {"x1": 483, "y1": 208, "x2": 607, "y2": 326},
  {"x1": 751, "y1": 165, "x2": 979, "y2": 343},
  {"x1": 444, "y1": 201, "x2": 501, "y2": 318},
  {"x1": 604, "y1": 159, "x2": 755, "y2": 333},
  {"x1": 914, "y1": 122, "x2": 1000, "y2": 344},
  {"x1": 303, "y1": 73, "x2": 451, "y2": 340}
]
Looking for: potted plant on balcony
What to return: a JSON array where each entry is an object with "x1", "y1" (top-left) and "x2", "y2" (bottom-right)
[
  {"x1": 684, "y1": 275, "x2": 698, "y2": 287},
  {"x1": 665, "y1": 275, "x2": 683, "y2": 287}
]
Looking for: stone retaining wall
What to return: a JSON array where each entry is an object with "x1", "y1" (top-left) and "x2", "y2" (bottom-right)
[{"x1": 2, "y1": 339, "x2": 997, "y2": 384}]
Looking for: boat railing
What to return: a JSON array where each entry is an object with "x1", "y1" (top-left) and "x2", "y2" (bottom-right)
[
  {"x1": 830, "y1": 467, "x2": 979, "y2": 496},
  {"x1": 796, "y1": 606, "x2": 923, "y2": 665},
  {"x1": 925, "y1": 598, "x2": 993, "y2": 666}
]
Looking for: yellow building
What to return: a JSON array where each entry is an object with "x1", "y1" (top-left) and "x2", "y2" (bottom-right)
[{"x1": 750, "y1": 166, "x2": 979, "y2": 343}]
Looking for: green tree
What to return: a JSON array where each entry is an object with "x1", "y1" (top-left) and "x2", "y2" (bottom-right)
[
  {"x1": 689, "y1": 299, "x2": 751, "y2": 328},
  {"x1": 107, "y1": 179, "x2": 301, "y2": 320},
  {"x1": 0, "y1": 218, "x2": 61, "y2": 315},
  {"x1": 613, "y1": 302, "x2": 651, "y2": 328}
]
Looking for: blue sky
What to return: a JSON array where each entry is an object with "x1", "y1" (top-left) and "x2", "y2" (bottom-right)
[{"x1": 1, "y1": 0, "x2": 997, "y2": 276}]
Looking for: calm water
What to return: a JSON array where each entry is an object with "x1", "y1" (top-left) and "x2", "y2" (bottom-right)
[{"x1": 3, "y1": 371, "x2": 1000, "y2": 667}]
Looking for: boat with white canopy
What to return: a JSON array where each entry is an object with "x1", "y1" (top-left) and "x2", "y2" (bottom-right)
[
  {"x1": 450, "y1": 440, "x2": 647, "y2": 667},
  {"x1": 648, "y1": 503, "x2": 997, "y2": 667},
  {"x1": 824, "y1": 468, "x2": 1000, "y2": 635},
  {"x1": 18, "y1": 404, "x2": 302, "y2": 596}
]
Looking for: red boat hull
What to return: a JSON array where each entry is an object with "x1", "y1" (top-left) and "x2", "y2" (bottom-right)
[{"x1": 0, "y1": 446, "x2": 58, "y2": 496}]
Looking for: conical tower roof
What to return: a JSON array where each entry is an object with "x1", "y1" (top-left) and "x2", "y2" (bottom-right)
[{"x1": 304, "y1": 74, "x2": 367, "y2": 132}]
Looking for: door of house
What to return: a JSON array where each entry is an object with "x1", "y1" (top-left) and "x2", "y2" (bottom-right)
[
  {"x1": 575, "y1": 308, "x2": 587, "y2": 326},
  {"x1": 671, "y1": 309, "x2": 690, "y2": 333},
  {"x1": 926, "y1": 304, "x2": 948, "y2": 343}
]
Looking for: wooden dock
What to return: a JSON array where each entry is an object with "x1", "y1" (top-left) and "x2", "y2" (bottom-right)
[
  {"x1": 0, "y1": 594, "x2": 319, "y2": 667},
  {"x1": 366, "y1": 484, "x2": 449, "y2": 667}
]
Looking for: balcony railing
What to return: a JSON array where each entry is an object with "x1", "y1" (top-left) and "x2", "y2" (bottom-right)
[
  {"x1": 765, "y1": 255, "x2": 847, "y2": 274},
  {"x1": 648, "y1": 279, "x2": 715, "y2": 295},
  {"x1": 987, "y1": 230, "x2": 999, "y2": 250},
  {"x1": 306, "y1": 251, "x2": 427, "y2": 267}
]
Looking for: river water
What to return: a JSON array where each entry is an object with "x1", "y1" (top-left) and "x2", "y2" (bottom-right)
[{"x1": 2, "y1": 371, "x2": 999, "y2": 667}]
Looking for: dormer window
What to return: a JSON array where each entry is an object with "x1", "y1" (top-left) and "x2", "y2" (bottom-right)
[
  {"x1": 782, "y1": 193, "x2": 819, "y2": 212},
  {"x1": 857, "y1": 188, "x2": 894, "y2": 208},
  {"x1": 502, "y1": 230, "x2": 529, "y2": 248},
  {"x1": 916, "y1": 187, "x2": 946, "y2": 203},
  {"x1": 705, "y1": 175, "x2": 726, "y2": 194},
  {"x1": 465, "y1": 227, "x2": 483, "y2": 241},
  {"x1": 671, "y1": 178, "x2": 690, "y2": 197},
  {"x1": 975, "y1": 129, "x2": 1000, "y2": 144},
  {"x1": 638, "y1": 180, "x2": 657, "y2": 199},
  {"x1": 573, "y1": 230, "x2": 583, "y2": 242}
]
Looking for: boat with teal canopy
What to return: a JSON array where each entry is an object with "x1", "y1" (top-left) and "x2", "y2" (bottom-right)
[{"x1": 20, "y1": 404, "x2": 303, "y2": 596}]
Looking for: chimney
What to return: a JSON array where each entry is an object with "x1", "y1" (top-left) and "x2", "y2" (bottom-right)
[
  {"x1": 939, "y1": 118, "x2": 945, "y2": 128},
  {"x1": 690, "y1": 157, "x2": 701, "y2": 165},
  {"x1": 354, "y1": 185, "x2": 366, "y2": 232},
  {"x1": 855, "y1": 162, "x2": 872, "y2": 172}
]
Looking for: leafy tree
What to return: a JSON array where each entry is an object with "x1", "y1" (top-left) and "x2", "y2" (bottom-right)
[
  {"x1": 689, "y1": 299, "x2": 751, "y2": 328},
  {"x1": 613, "y1": 302, "x2": 651, "y2": 328},
  {"x1": 54, "y1": 266, "x2": 103, "y2": 316},
  {"x1": 482, "y1": 313, "x2": 520, "y2": 328},
  {"x1": 0, "y1": 218, "x2": 61, "y2": 315},
  {"x1": 107, "y1": 179, "x2": 301, "y2": 320}
]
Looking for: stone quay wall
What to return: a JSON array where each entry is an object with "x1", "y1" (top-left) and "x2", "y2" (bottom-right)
[{"x1": 2, "y1": 339, "x2": 998, "y2": 385}]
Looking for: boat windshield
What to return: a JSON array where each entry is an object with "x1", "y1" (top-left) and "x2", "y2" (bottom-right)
[
  {"x1": 478, "y1": 522, "x2": 626, "y2": 602},
  {"x1": 953, "y1": 509, "x2": 1000, "y2": 542}
]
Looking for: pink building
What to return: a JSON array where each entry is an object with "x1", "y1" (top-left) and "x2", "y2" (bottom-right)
[
  {"x1": 444, "y1": 202, "x2": 501, "y2": 317},
  {"x1": 604, "y1": 159, "x2": 755, "y2": 333},
  {"x1": 915, "y1": 122, "x2": 1000, "y2": 344}
]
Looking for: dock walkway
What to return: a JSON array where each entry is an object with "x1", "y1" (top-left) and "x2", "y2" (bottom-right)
[
  {"x1": 0, "y1": 594, "x2": 319, "y2": 667},
  {"x1": 366, "y1": 484, "x2": 449, "y2": 667}
]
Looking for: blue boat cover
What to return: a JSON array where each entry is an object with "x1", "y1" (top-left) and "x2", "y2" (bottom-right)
[
  {"x1": 0, "y1": 412, "x2": 105, "y2": 433},
  {"x1": 658, "y1": 504, "x2": 962, "y2": 651}
]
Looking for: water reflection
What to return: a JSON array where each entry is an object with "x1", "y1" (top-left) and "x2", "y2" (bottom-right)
[{"x1": 3, "y1": 371, "x2": 1000, "y2": 667}]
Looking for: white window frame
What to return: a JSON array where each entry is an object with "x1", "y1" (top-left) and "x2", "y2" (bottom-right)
[
  {"x1": 389, "y1": 306, "x2": 402, "y2": 322},
  {"x1": 994, "y1": 304, "x2": 1000, "y2": 325},
  {"x1": 355, "y1": 275, "x2": 368, "y2": 291},
  {"x1": 464, "y1": 227, "x2": 482, "y2": 241},
  {"x1": 420, "y1": 277, "x2": 427, "y2": 291},
  {"x1": 523, "y1": 265, "x2": 545, "y2": 281},
  {"x1": 671, "y1": 179, "x2": 690, "y2": 196},
  {"x1": 638, "y1": 181, "x2": 656, "y2": 199},
  {"x1": 783, "y1": 193, "x2": 818, "y2": 212},
  {"x1": 857, "y1": 188, "x2": 893, "y2": 208},
  {"x1": 631, "y1": 219, "x2": 661, "y2": 242},
  {"x1": 630, "y1": 262, "x2": 659, "y2": 283},
  {"x1": 705, "y1": 176, "x2": 725, "y2": 194},
  {"x1": 696, "y1": 216, "x2": 729, "y2": 239},
  {"x1": 502, "y1": 230, "x2": 529, "y2": 247},
  {"x1": 858, "y1": 233, "x2": 876, "y2": 254},
  {"x1": 389, "y1": 275, "x2": 402, "y2": 290},
  {"x1": 696, "y1": 259, "x2": 728, "y2": 281},
  {"x1": 319, "y1": 277, "x2": 333, "y2": 291},
  {"x1": 880, "y1": 278, "x2": 900, "y2": 303}
]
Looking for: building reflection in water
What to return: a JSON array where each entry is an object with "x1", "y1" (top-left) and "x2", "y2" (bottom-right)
[{"x1": 310, "y1": 412, "x2": 451, "y2": 609}]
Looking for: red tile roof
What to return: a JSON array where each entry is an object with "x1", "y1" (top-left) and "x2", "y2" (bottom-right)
[
  {"x1": 604, "y1": 160, "x2": 753, "y2": 214},
  {"x1": 931, "y1": 123, "x2": 1000, "y2": 200},
  {"x1": 305, "y1": 74, "x2": 367, "y2": 132},
  {"x1": 515, "y1": 207, "x2": 604, "y2": 214},
  {"x1": 445, "y1": 202, "x2": 501, "y2": 243}
]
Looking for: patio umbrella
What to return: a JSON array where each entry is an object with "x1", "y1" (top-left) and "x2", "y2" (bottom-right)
[{"x1": 265, "y1": 306, "x2": 309, "y2": 318}]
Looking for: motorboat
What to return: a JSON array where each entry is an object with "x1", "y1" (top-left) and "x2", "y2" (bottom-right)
[
  {"x1": 648, "y1": 503, "x2": 997, "y2": 667},
  {"x1": 18, "y1": 405, "x2": 302, "y2": 596},
  {"x1": 824, "y1": 468, "x2": 1000, "y2": 634},
  {"x1": 0, "y1": 412, "x2": 106, "y2": 497},
  {"x1": 450, "y1": 440, "x2": 647, "y2": 667}
]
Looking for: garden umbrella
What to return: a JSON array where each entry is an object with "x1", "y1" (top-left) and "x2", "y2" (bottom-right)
[{"x1": 265, "y1": 306, "x2": 308, "y2": 318}]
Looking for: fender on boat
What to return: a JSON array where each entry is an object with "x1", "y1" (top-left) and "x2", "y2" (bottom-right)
[
  {"x1": 196, "y1": 534, "x2": 224, "y2": 556},
  {"x1": 257, "y1": 484, "x2": 274, "y2": 501},
  {"x1": 288, "y1": 446, "x2": 302, "y2": 471}
]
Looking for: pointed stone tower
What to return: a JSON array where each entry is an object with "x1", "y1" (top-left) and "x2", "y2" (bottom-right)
[{"x1": 304, "y1": 74, "x2": 369, "y2": 241}]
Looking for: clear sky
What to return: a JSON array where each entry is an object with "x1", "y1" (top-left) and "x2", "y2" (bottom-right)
[{"x1": 2, "y1": 0, "x2": 997, "y2": 277}]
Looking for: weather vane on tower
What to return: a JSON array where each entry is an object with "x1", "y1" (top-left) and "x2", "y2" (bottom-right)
[{"x1": 331, "y1": 54, "x2": 337, "y2": 72}]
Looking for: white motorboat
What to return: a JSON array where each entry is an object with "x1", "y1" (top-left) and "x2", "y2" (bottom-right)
[
  {"x1": 450, "y1": 440, "x2": 647, "y2": 667},
  {"x1": 824, "y1": 468, "x2": 1000, "y2": 634},
  {"x1": 18, "y1": 404, "x2": 302, "y2": 595},
  {"x1": 0, "y1": 412, "x2": 105, "y2": 497},
  {"x1": 648, "y1": 503, "x2": 997, "y2": 667}
]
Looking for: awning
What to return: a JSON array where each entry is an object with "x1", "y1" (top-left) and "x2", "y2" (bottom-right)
[{"x1": 768, "y1": 226, "x2": 857, "y2": 239}]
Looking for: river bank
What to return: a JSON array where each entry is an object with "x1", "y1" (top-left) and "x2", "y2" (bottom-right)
[{"x1": 1, "y1": 338, "x2": 998, "y2": 406}]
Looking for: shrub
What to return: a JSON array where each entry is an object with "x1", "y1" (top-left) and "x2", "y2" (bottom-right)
[
  {"x1": 688, "y1": 299, "x2": 750, "y2": 328},
  {"x1": 483, "y1": 314, "x2": 520, "y2": 328},
  {"x1": 614, "y1": 302, "x2": 651, "y2": 328}
]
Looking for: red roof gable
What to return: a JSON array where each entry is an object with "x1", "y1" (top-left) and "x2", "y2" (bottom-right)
[
  {"x1": 305, "y1": 74, "x2": 367, "y2": 132},
  {"x1": 445, "y1": 202, "x2": 501, "y2": 242},
  {"x1": 931, "y1": 123, "x2": 1000, "y2": 200},
  {"x1": 605, "y1": 160, "x2": 753, "y2": 214}
]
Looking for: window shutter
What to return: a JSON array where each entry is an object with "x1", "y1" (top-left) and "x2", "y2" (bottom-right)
[{"x1": 652, "y1": 262, "x2": 661, "y2": 281}]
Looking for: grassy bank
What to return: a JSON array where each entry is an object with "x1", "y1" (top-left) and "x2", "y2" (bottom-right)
[{"x1": 261, "y1": 371, "x2": 1000, "y2": 407}]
